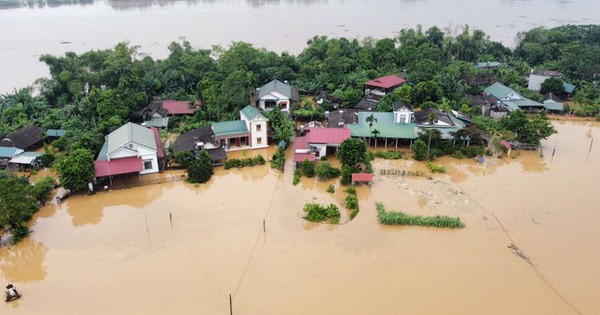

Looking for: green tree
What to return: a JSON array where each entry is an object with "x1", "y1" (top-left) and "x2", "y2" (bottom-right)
[
  {"x1": 337, "y1": 138, "x2": 368, "y2": 171},
  {"x1": 411, "y1": 139, "x2": 428, "y2": 161},
  {"x1": 301, "y1": 159, "x2": 315, "y2": 178},
  {"x1": 57, "y1": 148, "x2": 95, "y2": 191},
  {"x1": 187, "y1": 150, "x2": 214, "y2": 184},
  {"x1": 540, "y1": 77, "x2": 566, "y2": 95}
]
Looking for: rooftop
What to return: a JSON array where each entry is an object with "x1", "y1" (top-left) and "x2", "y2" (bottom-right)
[
  {"x1": 365, "y1": 74, "x2": 406, "y2": 89},
  {"x1": 212, "y1": 120, "x2": 249, "y2": 137},
  {"x1": 106, "y1": 122, "x2": 157, "y2": 157},
  {"x1": 257, "y1": 79, "x2": 299, "y2": 101},
  {"x1": 94, "y1": 157, "x2": 143, "y2": 178},
  {"x1": 241, "y1": 105, "x2": 264, "y2": 120},
  {"x1": 162, "y1": 100, "x2": 199, "y2": 115},
  {"x1": 305, "y1": 128, "x2": 351, "y2": 145}
]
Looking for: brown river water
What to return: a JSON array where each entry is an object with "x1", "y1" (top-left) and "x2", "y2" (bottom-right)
[
  {"x1": 1, "y1": 120, "x2": 599, "y2": 314},
  {"x1": 2, "y1": 0, "x2": 600, "y2": 93}
]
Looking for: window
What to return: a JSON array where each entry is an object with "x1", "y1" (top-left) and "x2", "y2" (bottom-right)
[
  {"x1": 257, "y1": 137, "x2": 262, "y2": 145},
  {"x1": 256, "y1": 124, "x2": 262, "y2": 132},
  {"x1": 143, "y1": 160, "x2": 153, "y2": 170}
]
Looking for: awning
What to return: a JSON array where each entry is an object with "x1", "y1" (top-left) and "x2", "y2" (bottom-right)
[
  {"x1": 95, "y1": 157, "x2": 143, "y2": 177},
  {"x1": 293, "y1": 153, "x2": 316, "y2": 163},
  {"x1": 352, "y1": 173, "x2": 374, "y2": 182}
]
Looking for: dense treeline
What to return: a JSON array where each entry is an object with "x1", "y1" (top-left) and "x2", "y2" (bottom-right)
[{"x1": 1, "y1": 25, "x2": 598, "y2": 155}]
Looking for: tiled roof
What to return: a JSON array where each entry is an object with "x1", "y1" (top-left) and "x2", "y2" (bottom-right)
[
  {"x1": 212, "y1": 120, "x2": 249, "y2": 137},
  {"x1": 257, "y1": 79, "x2": 299, "y2": 101},
  {"x1": 94, "y1": 157, "x2": 143, "y2": 178},
  {"x1": 485, "y1": 82, "x2": 520, "y2": 100},
  {"x1": 365, "y1": 75, "x2": 406, "y2": 89}
]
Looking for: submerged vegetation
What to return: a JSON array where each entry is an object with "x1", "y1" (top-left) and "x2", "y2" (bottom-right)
[
  {"x1": 0, "y1": 172, "x2": 56, "y2": 244},
  {"x1": 223, "y1": 155, "x2": 266, "y2": 169},
  {"x1": 345, "y1": 186, "x2": 359, "y2": 220},
  {"x1": 376, "y1": 202, "x2": 464, "y2": 229},
  {"x1": 373, "y1": 150, "x2": 403, "y2": 160},
  {"x1": 426, "y1": 162, "x2": 446, "y2": 173},
  {"x1": 303, "y1": 203, "x2": 340, "y2": 224}
]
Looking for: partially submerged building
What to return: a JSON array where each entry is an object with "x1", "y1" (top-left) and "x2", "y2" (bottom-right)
[
  {"x1": 94, "y1": 122, "x2": 164, "y2": 180},
  {"x1": 171, "y1": 126, "x2": 227, "y2": 165},
  {"x1": 212, "y1": 105, "x2": 269, "y2": 151},
  {"x1": 485, "y1": 82, "x2": 546, "y2": 112},
  {"x1": 293, "y1": 128, "x2": 351, "y2": 164}
]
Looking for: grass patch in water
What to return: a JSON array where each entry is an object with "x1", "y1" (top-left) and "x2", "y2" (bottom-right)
[{"x1": 376, "y1": 202, "x2": 464, "y2": 228}]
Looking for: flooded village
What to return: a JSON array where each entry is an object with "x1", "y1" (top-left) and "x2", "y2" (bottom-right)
[
  {"x1": 2, "y1": 1, "x2": 600, "y2": 315},
  {"x1": 2, "y1": 119, "x2": 599, "y2": 314}
]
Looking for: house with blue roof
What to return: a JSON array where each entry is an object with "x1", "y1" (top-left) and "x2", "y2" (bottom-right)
[{"x1": 212, "y1": 105, "x2": 269, "y2": 151}]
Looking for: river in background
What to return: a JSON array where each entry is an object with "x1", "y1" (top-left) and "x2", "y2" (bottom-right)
[
  {"x1": 1, "y1": 0, "x2": 600, "y2": 94},
  {"x1": 1, "y1": 120, "x2": 599, "y2": 314}
]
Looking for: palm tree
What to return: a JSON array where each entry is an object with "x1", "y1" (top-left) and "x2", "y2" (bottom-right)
[
  {"x1": 366, "y1": 114, "x2": 378, "y2": 147},
  {"x1": 372, "y1": 128, "x2": 381, "y2": 148}
]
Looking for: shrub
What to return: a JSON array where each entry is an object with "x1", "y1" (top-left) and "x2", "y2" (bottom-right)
[
  {"x1": 345, "y1": 186, "x2": 356, "y2": 195},
  {"x1": 224, "y1": 155, "x2": 266, "y2": 169},
  {"x1": 11, "y1": 223, "x2": 30, "y2": 244},
  {"x1": 30, "y1": 177, "x2": 56, "y2": 203},
  {"x1": 40, "y1": 152, "x2": 56, "y2": 167},
  {"x1": 293, "y1": 169, "x2": 301, "y2": 185},
  {"x1": 303, "y1": 203, "x2": 340, "y2": 224},
  {"x1": 326, "y1": 184, "x2": 335, "y2": 193},
  {"x1": 345, "y1": 194, "x2": 358, "y2": 210},
  {"x1": 350, "y1": 208, "x2": 359, "y2": 220},
  {"x1": 187, "y1": 150, "x2": 214, "y2": 184},
  {"x1": 300, "y1": 159, "x2": 315, "y2": 177},
  {"x1": 452, "y1": 150, "x2": 464, "y2": 159},
  {"x1": 174, "y1": 150, "x2": 192, "y2": 167},
  {"x1": 411, "y1": 139, "x2": 428, "y2": 161},
  {"x1": 374, "y1": 150, "x2": 403, "y2": 159},
  {"x1": 376, "y1": 202, "x2": 464, "y2": 228},
  {"x1": 315, "y1": 162, "x2": 341, "y2": 180},
  {"x1": 340, "y1": 165, "x2": 352, "y2": 185},
  {"x1": 269, "y1": 148, "x2": 286, "y2": 171},
  {"x1": 426, "y1": 162, "x2": 446, "y2": 173}
]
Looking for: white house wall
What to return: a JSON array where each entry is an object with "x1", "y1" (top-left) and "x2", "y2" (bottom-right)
[
  {"x1": 108, "y1": 143, "x2": 159, "y2": 174},
  {"x1": 241, "y1": 114, "x2": 269, "y2": 149},
  {"x1": 309, "y1": 143, "x2": 327, "y2": 158}
]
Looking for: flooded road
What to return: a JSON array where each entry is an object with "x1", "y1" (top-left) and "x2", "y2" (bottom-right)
[
  {"x1": 1, "y1": 120, "x2": 600, "y2": 314},
  {"x1": 2, "y1": 0, "x2": 600, "y2": 93}
]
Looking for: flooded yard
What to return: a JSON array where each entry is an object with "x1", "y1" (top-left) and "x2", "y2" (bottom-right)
[{"x1": 1, "y1": 120, "x2": 599, "y2": 314}]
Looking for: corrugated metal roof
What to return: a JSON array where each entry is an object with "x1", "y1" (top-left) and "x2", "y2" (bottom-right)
[
  {"x1": 306, "y1": 128, "x2": 351, "y2": 145},
  {"x1": 212, "y1": 120, "x2": 249, "y2": 137},
  {"x1": 562, "y1": 82, "x2": 576, "y2": 94},
  {"x1": 144, "y1": 117, "x2": 169, "y2": 128},
  {"x1": 350, "y1": 112, "x2": 418, "y2": 139},
  {"x1": 0, "y1": 146, "x2": 23, "y2": 158},
  {"x1": 293, "y1": 153, "x2": 316, "y2": 163},
  {"x1": 46, "y1": 129, "x2": 66, "y2": 137},
  {"x1": 240, "y1": 105, "x2": 263, "y2": 120},
  {"x1": 365, "y1": 75, "x2": 405, "y2": 89},
  {"x1": 9, "y1": 152, "x2": 42, "y2": 165},
  {"x1": 151, "y1": 127, "x2": 164, "y2": 158},
  {"x1": 485, "y1": 82, "x2": 518, "y2": 100},
  {"x1": 106, "y1": 123, "x2": 157, "y2": 156},
  {"x1": 162, "y1": 100, "x2": 198, "y2": 115},
  {"x1": 258, "y1": 79, "x2": 293, "y2": 99},
  {"x1": 94, "y1": 157, "x2": 143, "y2": 177},
  {"x1": 543, "y1": 100, "x2": 564, "y2": 111},
  {"x1": 352, "y1": 173, "x2": 374, "y2": 182}
]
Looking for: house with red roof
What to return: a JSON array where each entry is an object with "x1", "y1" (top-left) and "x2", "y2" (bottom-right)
[
  {"x1": 293, "y1": 128, "x2": 351, "y2": 164},
  {"x1": 142, "y1": 99, "x2": 201, "y2": 128},
  {"x1": 364, "y1": 74, "x2": 406, "y2": 98},
  {"x1": 94, "y1": 123, "x2": 164, "y2": 180}
]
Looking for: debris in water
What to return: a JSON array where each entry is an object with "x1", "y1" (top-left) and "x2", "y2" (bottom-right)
[
  {"x1": 507, "y1": 243, "x2": 534, "y2": 265},
  {"x1": 5, "y1": 284, "x2": 21, "y2": 302}
]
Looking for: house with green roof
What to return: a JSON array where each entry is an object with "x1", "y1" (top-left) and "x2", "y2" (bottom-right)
[
  {"x1": 252, "y1": 79, "x2": 299, "y2": 113},
  {"x1": 212, "y1": 105, "x2": 269, "y2": 151},
  {"x1": 347, "y1": 107, "x2": 472, "y2": 148},
  {"x1": 485, "y1": 82, "x2": 546, "y2": 112}
]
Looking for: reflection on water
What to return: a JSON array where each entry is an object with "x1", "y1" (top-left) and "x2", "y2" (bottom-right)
[{"x1": 0, "y1": 238, "x2": 47, "y2": 282}]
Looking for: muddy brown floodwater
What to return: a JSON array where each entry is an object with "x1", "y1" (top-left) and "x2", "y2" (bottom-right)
[{"x1": 1, "y1": 120, "x2": 599, "y2": 314}]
